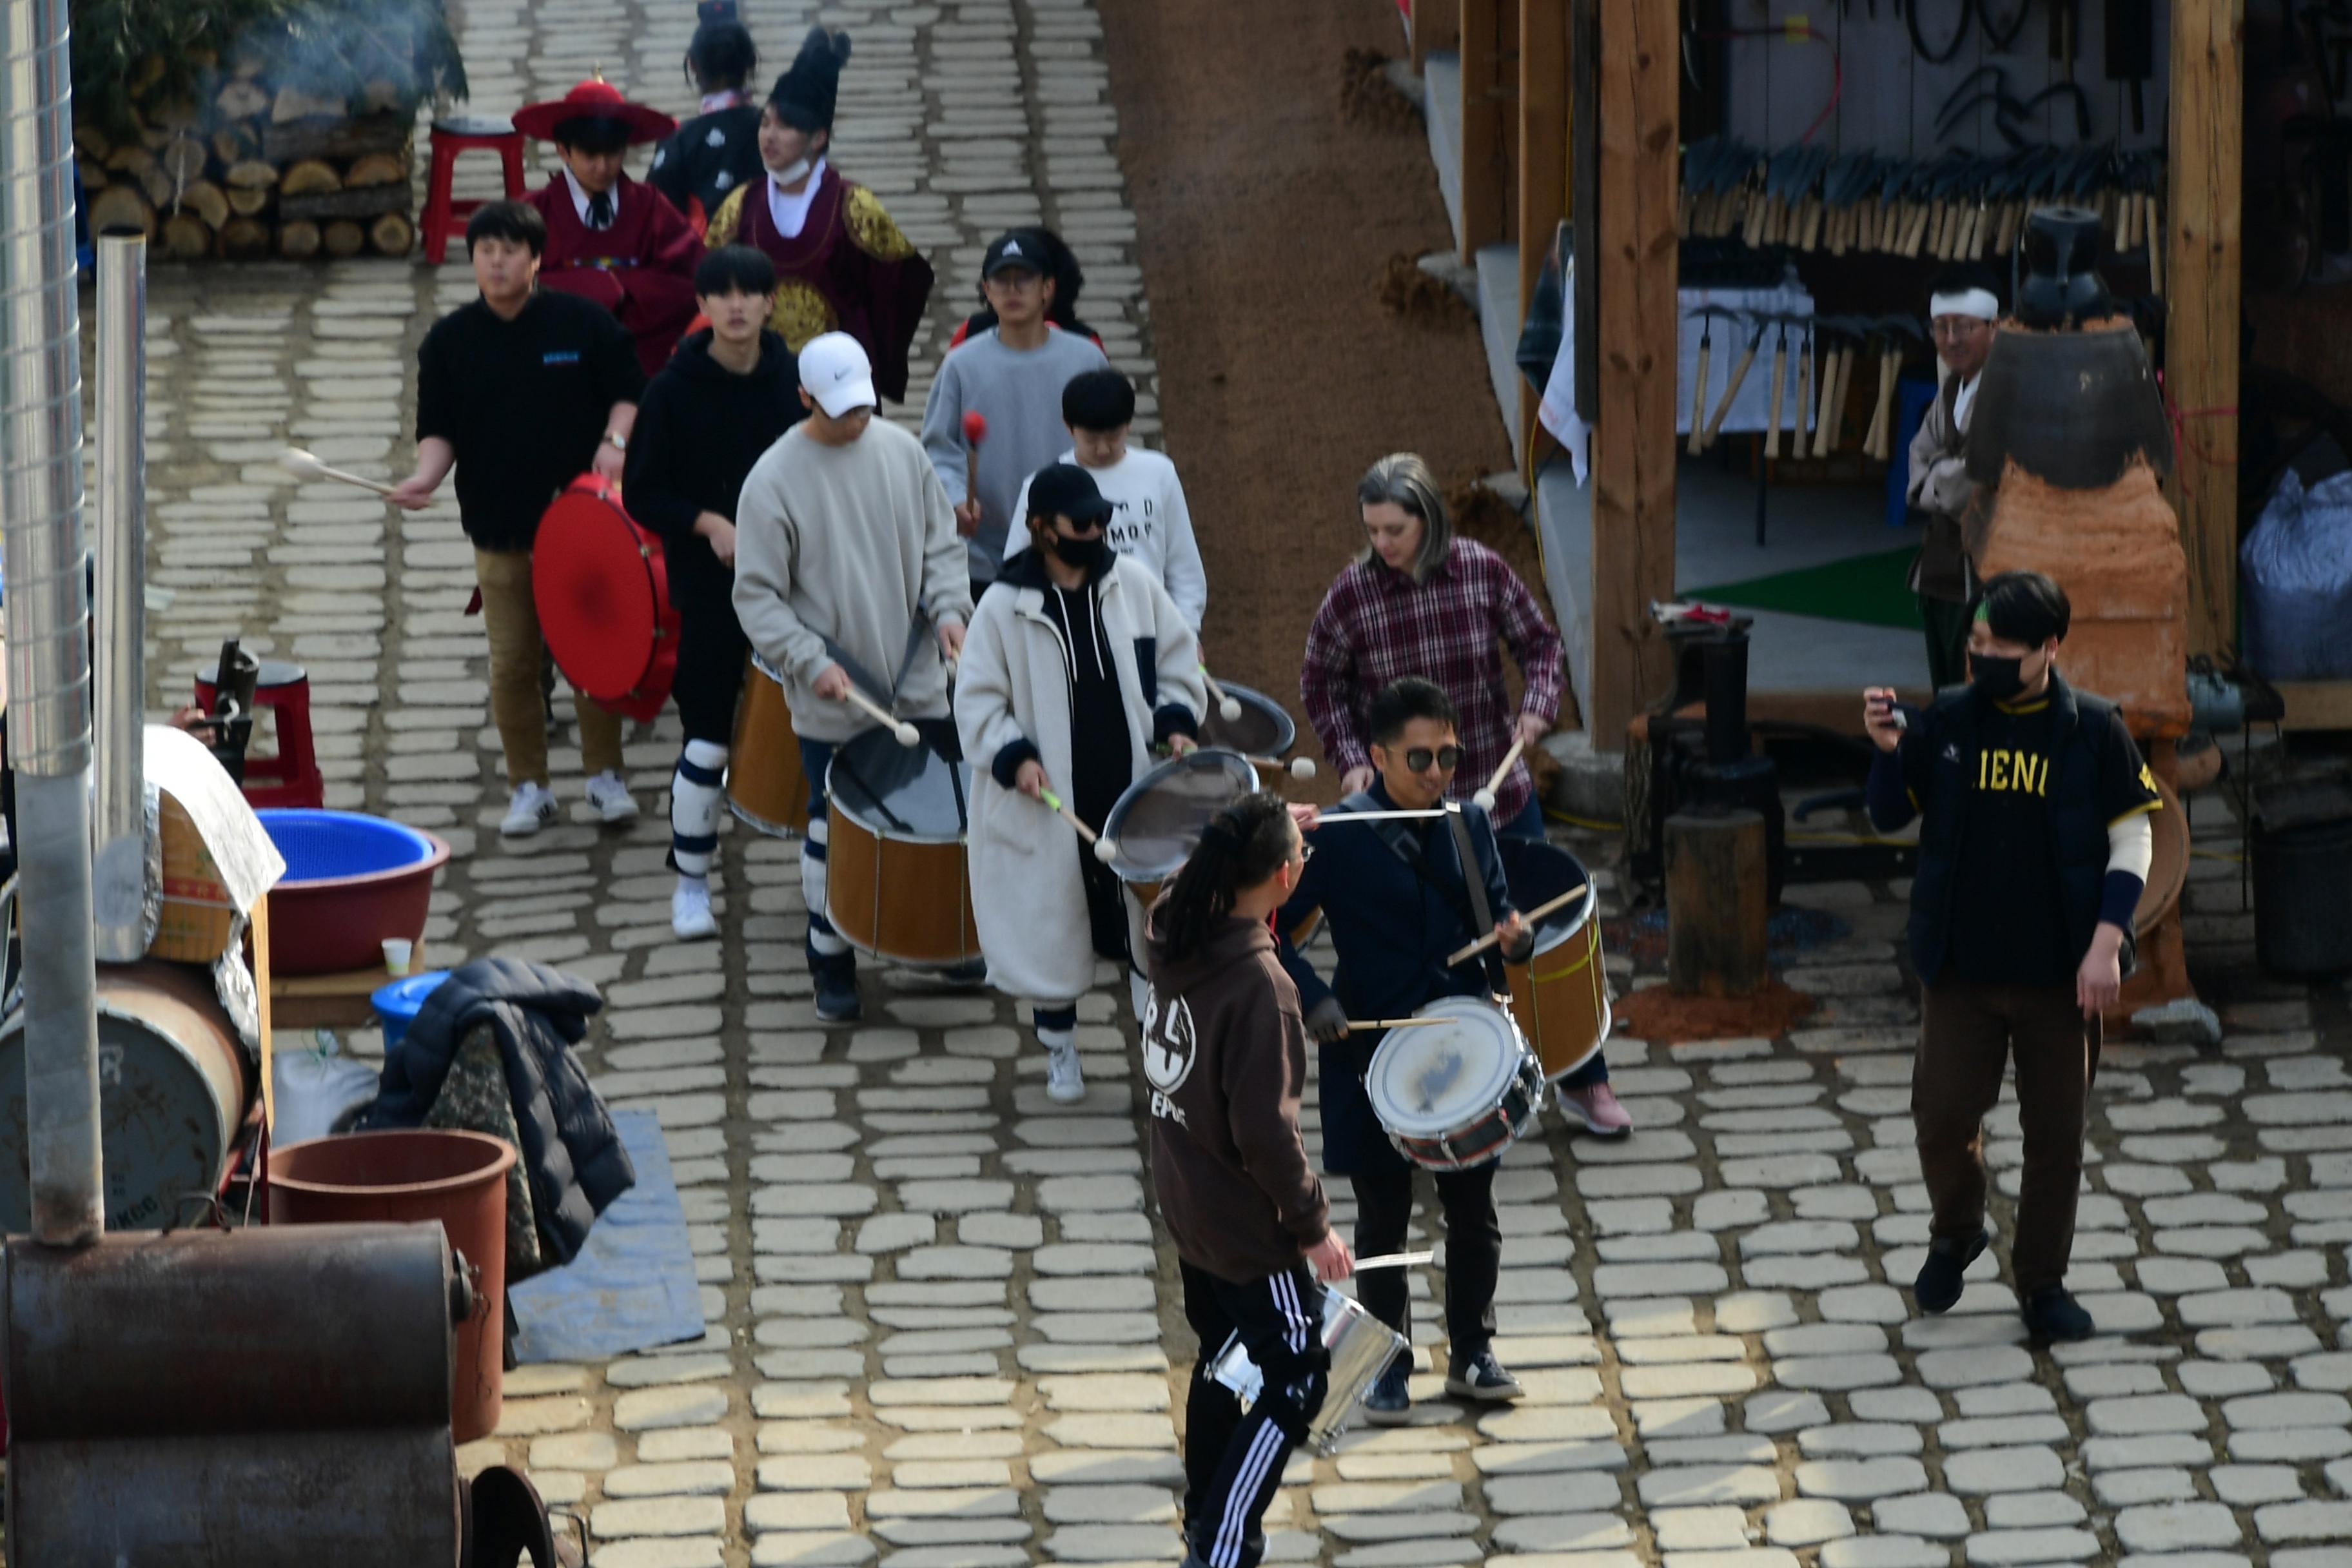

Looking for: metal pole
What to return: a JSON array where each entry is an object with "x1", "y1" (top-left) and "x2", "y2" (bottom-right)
[
  {"x1": 1, "y1": 0, "x2": 104, "y2": 1244},
  {"x1": 92, "y1": 233, "x2": 146, "y2": 965}
]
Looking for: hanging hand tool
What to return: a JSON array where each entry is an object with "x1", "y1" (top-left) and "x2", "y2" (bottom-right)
[
  {"x1": 1811, "y1": 317, "x2": 1866, "y2": 458},
  {"x1": 1688, "y1": 305, "x2": 1740, "y2": 456},
  {"x1": 2106, "y1": 0, "x2": 2153, "y2": 135},
  {"x1": 1761, "y1": 315, "x2": 1792, "y2": 460},
  {"x1": 1792, "y1": 318, "x2": 1814, "y2": 456},
  {"x1": 1702, "y1": 315, "x2": 1768, "y2": 450},
  {"x1": 1862, "y1": 316, "x2": 1928, "y2": 462}
]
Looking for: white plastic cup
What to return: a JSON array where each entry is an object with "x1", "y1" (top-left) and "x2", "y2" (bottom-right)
[{"x1": 382, "y1": 937, "x2": 413, "y2": 975}]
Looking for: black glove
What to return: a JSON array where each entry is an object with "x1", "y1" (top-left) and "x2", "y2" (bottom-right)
[
  {"x1": 1501, "y1": 927, "x2": 1535, "y2": 965},
  {"x1": 1304, "y1": 996, "x2": 1350, "y2": 1044}
]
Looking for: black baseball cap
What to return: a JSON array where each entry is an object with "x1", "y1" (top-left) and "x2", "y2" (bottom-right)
[
  {"x1": 983, "y1": 230, "x2": 1046, "y2": 279},
  {"x1": 1027, "y1": 463, "x2": 1113, "y2": 527}
]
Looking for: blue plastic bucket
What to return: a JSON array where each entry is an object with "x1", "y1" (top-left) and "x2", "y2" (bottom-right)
[{"x1": 372, "y1": 970, "x2": 453, "y2": 1054}]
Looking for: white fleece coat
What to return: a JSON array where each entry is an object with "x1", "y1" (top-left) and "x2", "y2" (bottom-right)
[{"x1": 956, "y1": 557, "x2": 1205, "y2": 1003}]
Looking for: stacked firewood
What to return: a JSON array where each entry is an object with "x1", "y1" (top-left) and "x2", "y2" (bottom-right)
[{"x1": 77, "y1": 65, "x2": 418, "y2": 262}]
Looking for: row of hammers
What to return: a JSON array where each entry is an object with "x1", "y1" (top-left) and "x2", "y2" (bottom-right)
[{"x1": 1686, "y1": 307, "x2": 1928, "y2": 465}]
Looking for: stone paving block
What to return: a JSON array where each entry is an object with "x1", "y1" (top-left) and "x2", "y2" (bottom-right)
[
  {"x1": 603, "y1": 1462, "x2": 736, "y2": 1497},
  {"x1": 1766, "y1": 1498, "x2": 1857, "y2": 1546},
  {"x1": 1819, "y1": 1540, "x2": 1949, "y2": 1568},
  {"x1": 1797, "y1": 1458, "x2": 1930, "y2": 1500},
  {"x1": 593, "y1": 1496, "x2": 730, "y2": 1538},
  {"x1": 745, "y1": 1534, "x2": 876, "y2": 1567}
]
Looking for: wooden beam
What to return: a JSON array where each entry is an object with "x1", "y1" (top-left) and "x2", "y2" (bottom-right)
[
  {"x1": 1517, "y1": 0, "x2": 1567, "y2": 462},
  {"x1": 1411, "y1": 0, "x2": 1461, "y2": 74},
  {"x1": 1460, "y1": 0, "x2": 1509, "y2": 260},
  {"x1": 2166, "y1": 0, "x2": 2242, "y2": 656},
  {"x1": 1589, "y1": 0, "x2": 1679, "y2": 747},
  {"x1": 2278, "y1": 681, "x2": 2352, "y2": 731}
]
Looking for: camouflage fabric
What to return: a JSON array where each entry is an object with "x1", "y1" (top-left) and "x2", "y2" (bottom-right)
[{"x1": 423, "y1": 1022, "x2": 543, "y2": 1279}]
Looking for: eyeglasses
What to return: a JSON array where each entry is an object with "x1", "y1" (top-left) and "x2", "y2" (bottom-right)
[
  {"x1": 1293, "y1": 842, "x2": 1315, "y2": 868},
  {"x1": 1403, "y1": 745, "x2": 1462, "y2": 773}
]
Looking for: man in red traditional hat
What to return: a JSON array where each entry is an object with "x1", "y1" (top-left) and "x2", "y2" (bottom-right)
[
  {"x1": 705, "y1": 26, "x2": 933, "y2": 402},
  {"x1": 516, "y1": 76, "x2": 705, "y2": 376}
]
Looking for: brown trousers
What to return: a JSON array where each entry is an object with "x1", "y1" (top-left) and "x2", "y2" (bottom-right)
[
  {"x1": 1913, "y1": 977, "x2": 2101, "y2": 1297},
  {"x1": 475, "y1": 547, "x2": 625, "y2": 790}
]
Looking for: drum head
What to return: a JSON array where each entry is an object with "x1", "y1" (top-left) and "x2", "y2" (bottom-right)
[
  {"x1": 1198, "y1": 681, "x2": 1297, "y2": 758},
  {"x1": 1364, "y1": 999, "x2": 1526, "y2": 1137},
  {"x1": 534, "y1": 482, "x2": 657, "y2": 701},
  {"x1": 1496, "y1": 837, "x2": 1597, "y2": 955},
  {"x1": 828, "y1": 727, "x2": 973, "y2": 844},
  {"x1": 1102, "y1": 750, "x2": 1259, "y2": 883}
]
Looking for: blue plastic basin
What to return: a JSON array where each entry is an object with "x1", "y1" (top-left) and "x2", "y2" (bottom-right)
[
  {"x1": 372, "y1": 970, "x2": 453, "y2": 1055},
  {"x1": 261, "y1": 809, "x2": 442, "y2": 883}
]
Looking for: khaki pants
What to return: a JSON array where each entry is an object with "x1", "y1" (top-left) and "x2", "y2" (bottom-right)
[
  {"x1": 1914, "y1": 977, "x2": 2101, "y2": 1298},
  {"x1": 474, "y1": 547, "x2": 625, "y2": 790}
]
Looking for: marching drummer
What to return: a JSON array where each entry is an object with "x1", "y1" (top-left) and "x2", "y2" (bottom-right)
[
  {"x1": 956, "y1": 462, "x2": 1206, "y2": 1104},
  {"x1": 1275, "y1": 677, "x2": 1531, "y2": 1422},
  {"x1": 393, "y1": 200, "x2": 647, "y2": 839},
  {"x1": 732, "y1": 331, "x2": 972, "y2": 1021},
  {"x1": 1143, "y1": 790, "x2": 1351, "y2": 1568},
  {"x1": 622, "y1": 246, "x2": 805, "y2": 940}
]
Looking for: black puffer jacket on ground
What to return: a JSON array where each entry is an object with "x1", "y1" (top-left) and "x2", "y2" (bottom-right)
[{"x1": 360, "y1": 957, "x2": 634, "y2": 1266}]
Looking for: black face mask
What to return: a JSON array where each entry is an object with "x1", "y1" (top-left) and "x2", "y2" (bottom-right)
[
  {"x1": 1053, "y1": 534, "x2": 1110, "y2": 573},
  {"x1": 1969, "y1": 652, "x2": 2027, "y2": 701}
]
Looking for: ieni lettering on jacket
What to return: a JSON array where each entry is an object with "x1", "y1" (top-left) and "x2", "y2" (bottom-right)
[
  {"x1": 1139, "y1": 986, "x2": 1193, "y2": 1128},
  {"x1": 1975, "y1": 747, "x2": 2051, "y2": 796}
]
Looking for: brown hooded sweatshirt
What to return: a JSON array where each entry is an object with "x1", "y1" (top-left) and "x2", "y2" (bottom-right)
[{"x1": 1142, "y1": 903, "x2": 1329, "y2": 1284}]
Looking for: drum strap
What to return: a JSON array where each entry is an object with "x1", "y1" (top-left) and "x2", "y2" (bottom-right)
[
  {"x1": 1442, "y1": 802, "x2": 1510, "y2": 995},
  {"x1": 1347, "y1": 793, "x2": 1507, "y2": 997},
  {"x1": 819, "y1": 605, "x2": 936, "y2": 711}
]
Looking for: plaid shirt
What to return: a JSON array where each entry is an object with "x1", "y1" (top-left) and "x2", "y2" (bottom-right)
[{"x1": 1300, "y1": 539, "x2": 1565, "y2": 825}]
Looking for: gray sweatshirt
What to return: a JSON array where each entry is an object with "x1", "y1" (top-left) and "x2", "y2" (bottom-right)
[
  {"x1": 919, "y1": 326, "x2": 1110, "y2": 583},
  {"x1": 732, "y1": 419, "x2": 974, "y2": 745}
]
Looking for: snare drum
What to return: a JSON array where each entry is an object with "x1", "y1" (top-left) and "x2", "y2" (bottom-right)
[
  {"x1": 1101, "y1": 749, "x2": 1258, "y2": 905},
  {"x1": 531, "y1": 475, "x2": 678, "y2": 723},
  {"x1": 1207, "y1": 1283, "x2": 1409, "y2": 1455},
  {"x1": 1198, "y1": 680, "x2": 1298, "y2": 758},
  {"x1": 1495, "y1": 838, "x2": 1611, "y2": 1081},
  {"x1": 1364, "y1": 997, "x2": 1544, "y2": 1171},
  {"x1": 824, "y1": 728, "x2": 979, "y2": 967},
  {"x1": 727, "y1": 652, "x2": 809, "y2": 837}
]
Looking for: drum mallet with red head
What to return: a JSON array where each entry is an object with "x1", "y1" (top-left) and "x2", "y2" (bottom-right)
[
  {"x1": 1200, "y1": 667, "x2": 1243, "y2": 723},
  {"x1": 1041, "y1": 787, "x2": 1120, "y2": 864},
  {"x1": 1473, "y1": 736, "x2": 1527, "y2": 812},
  {"x1": 841, "y1": 687, "x2": 921, "y2": 747},
  {"x1": 280, "y1": 446, "x2": 397, "y2": 497},
  {"x1": 961, "y1": 410, "x2": 988, "y2": 502}
]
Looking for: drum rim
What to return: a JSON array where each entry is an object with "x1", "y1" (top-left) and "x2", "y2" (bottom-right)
[
  {"x1": 1364, "y1": 997, "x2": 1529, "y2": 1136},
  {"x1": 824, "y1": 734, "x2": 972, "y2": 847},
  {"x1": 1102, "y1": 749, "x2": 1259, "y2": 881},
  {"x1": 1200, "y1": 680, "x2": 1298, "y2": 756}
]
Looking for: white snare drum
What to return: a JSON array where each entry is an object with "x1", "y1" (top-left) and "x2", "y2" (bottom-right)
[
  {"x1": 1207, "y1": 1284, "x2": 1409, "y2": 1455},
  {"x1": 1364, "y1": 997, "x2": 1544, "y2": 1171}
]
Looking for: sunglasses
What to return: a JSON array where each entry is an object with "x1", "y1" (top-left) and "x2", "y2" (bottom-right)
[{"x1": 1400, "y1": 745, "x2": 1462, "y2": 773}]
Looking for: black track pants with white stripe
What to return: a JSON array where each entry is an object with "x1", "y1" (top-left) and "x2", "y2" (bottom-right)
[{"x1": 1179, "y1": 1259, "x2": 1329, "y2": 1568}]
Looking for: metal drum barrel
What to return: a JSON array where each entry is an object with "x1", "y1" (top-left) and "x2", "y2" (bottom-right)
[
  {"x1": 1197, "y1": 680, "x2": 1297, "y2": 758},
  {"x1": 0, "y1": 961, "x2": 249, "y2": 1233}
]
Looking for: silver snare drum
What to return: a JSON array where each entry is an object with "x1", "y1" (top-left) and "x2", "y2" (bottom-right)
[
  {"x1": 1206, "y1": 1284, "x2": 1409, "y2": 1455},
  {"x1": 1363, "y1": 997, "x2": 1544, "y2": 1171}
]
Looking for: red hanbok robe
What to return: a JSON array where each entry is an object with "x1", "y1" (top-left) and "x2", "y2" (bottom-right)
[
  {"x1": 706, "y1": 166, "x2": 934, "y2": 402},
  {"x1": 527, "y1": 175, "x2": 705, "y2": 377}
]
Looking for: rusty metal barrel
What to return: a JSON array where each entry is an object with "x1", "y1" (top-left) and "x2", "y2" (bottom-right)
[{"x1": 3, "y1": 1222, "x2": 462, "y2": 1565}]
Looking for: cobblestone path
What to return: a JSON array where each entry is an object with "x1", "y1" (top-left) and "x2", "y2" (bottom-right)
[{"x1": 104, "y1": 0, "x2": 2352, "y2": 1564}]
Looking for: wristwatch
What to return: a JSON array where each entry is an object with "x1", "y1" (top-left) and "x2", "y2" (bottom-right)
[{"x1": 603, "y1": 431, "x2": 628, "y2": 452}]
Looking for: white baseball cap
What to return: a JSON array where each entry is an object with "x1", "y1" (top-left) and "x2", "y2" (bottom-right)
[{"x1": 799, "y1": 331, "x2": 876, "y2": 417}]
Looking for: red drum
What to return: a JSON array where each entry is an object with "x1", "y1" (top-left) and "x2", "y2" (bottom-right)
[{"x1": 531, "y1": 475, "x2": 678, "y2": 723}]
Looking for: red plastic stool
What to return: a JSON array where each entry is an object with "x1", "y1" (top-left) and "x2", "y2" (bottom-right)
[
  {"x1": 421, "y1": 115, "x2": 528, "y2": 264},
  {"x1": 195, "y1": 660, "x2": 324, "y2": 810}
]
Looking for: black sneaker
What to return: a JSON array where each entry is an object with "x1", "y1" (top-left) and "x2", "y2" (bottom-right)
[
  {"x1": 1445, "y1": 1348, "x2": 1524, "y2": 1402},
  {"x1": 811, "y1": 952, "x2": 861, "y2": 1023},
  {"x1": 941, "y1": 958, "x2": 987, "y2": 986},
  {"x1": 1913, "y1": 1228, "x2": 1988, "y2": 1315},
  {"x1": 2023, "y1": 1286, "x2": 2095, "y2": 1344},
  {"x1": 1362, "y1": 1360, "x2": 1411, "y2": 1426}
]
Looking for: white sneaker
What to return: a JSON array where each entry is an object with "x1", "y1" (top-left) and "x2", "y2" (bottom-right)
[
  {"x1": 501, "y1": 782, "x2": 558, "y2": 837},
  {"x1": 1045, "y1": 1039, "x2": 1086, "y2": 1104},
  {"x1": 671, "y1": 879, "x2": 717, "y2": 940},
  {"x1": 585, "y1": 770, "x2": 640, "y2": 825}
]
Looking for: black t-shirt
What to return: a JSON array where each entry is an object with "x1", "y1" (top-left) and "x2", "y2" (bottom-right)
[
  {"x1": 416, "y1": 290, "x2": 647, "y2": 552},
  {"x1": 1922, "y1": 692, "x2": 2161, "y2": 983}
]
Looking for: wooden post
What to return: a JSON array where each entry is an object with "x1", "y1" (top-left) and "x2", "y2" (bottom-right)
[
  {"x1": 2166, "y1": 0, "x2": 2242, "y2": 656},
  {"x1": 1411, "y1": 0, "x2": 1462, "y2": 73},
  {"x1": 1590, "y1": 0, "x2": 1679, "y2": 745},
  {"x1": 1460, "y1": 0, "x2": 1509, "y2": 261},
  {"x1": 1665, "y1": 810, "x2": 1768, "y2": 996},
  {"x1": 1518, "y1": 0, "x2": 1569, "y2": 461}
]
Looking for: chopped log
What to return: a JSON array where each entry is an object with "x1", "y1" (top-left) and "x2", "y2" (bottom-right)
[
  {"x1": 211, "y1": 124, "x2": 258, "y2": 165},
  {"x1": 77, "y1": 157, "x2": 108, "y2": 191},
  {"x1": 73, "y1": 123, "x2": 109, "y2": 161},
  {"x1": 224, "y1": 159, "x2": 279, "y2": 191},
  {"x1": 104, "y1": 144, "x2": 154, "y2": 176},
  {"x1": 159, "y1": 211, "x2": 213, "y2": 261},
  {"x1": 278, "y1": 184, "x2": 413, "y2": 222},
  {"x1": 278, "y1": 219, "x2": 322, "y2": 260},
  {"x1": 322, "y1": 219, "x2": 366, "y2": 258},
  {"x1": 226, "y1": 184, "x2": 272, "y2": 218},
  {"x1": 178, "y1": 180, "x2": 230, "y2": 230},
  {"x1": 137, "y1": 123, "x2": 172, "y2": 152},
  {"x1": 158, "y1": 135, "x2": 207, "y2": 187},
  {"x1": 138, "y1": 165, "x2": 177, "y2": 210},
  {"x1": 342, "y1": 151, "x2": 409, "y2": 189},
  {"x1": 215, "y1": 81, "x2": 271, "y2": 120},
  {"x1": 280, "y1": 159, "x2": 342, "y2": 197},
  {"x1": 261, "y1": 113, "x2": 411, "y2": 165},
  {"x1": 272, "y1": 87, "x2": 349, "y2": 124},
  {"x1": 150, "y1": 97, "x2": 203, "y2": 133},
  {"x1": 1665, "y1": 810, "x2": 1769, "y2": 997},
  {"x1": 129, "y1": 57, "x2": 165, "y2": 97},
  {"x1": 88, "y1": 184, "x2": 157, "y2": 240},
  {"x1": 361, "y1": 79, "x2": 406, "y2": 116},
  {"x1": 219, "y1": 217, "x2": 271, "y2": 260},
  {"x1": 232, "y1": 50, "x2": 268, "y2": 80},
  {"x1": 369, "y1": 211, "x2": 415, "y2": 257}
]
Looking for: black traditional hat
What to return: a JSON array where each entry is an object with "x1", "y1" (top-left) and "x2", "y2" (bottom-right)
[{"x1": 769, "y1": 26, "x2": 851, "y2": 132}]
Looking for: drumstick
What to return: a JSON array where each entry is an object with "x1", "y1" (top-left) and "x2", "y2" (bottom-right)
[
  {"x1": 1348, "y1": 1017, "x2": 1451, "y2": 1032},
  {"x1": 1245, "y1": 754, "x2": 1317, "y2": 781},
  {"x1": 1310, "y1": 808, "x2": 1448, "y2": 825},
  {"x1": 840, "y1": 687, "x2": 921, "y2": 747},
  {"x1": 1443, "y1": 883, "x2": 1592, "y2": 966},
  {"x1": 1471, "y1": 737, "x2": 1527, "y2": 812},
  {"x1": 1040, "y1": 787, "x2": 1119, "y2": 864},
  {"x1": 1200, "y1": 667, "x2": 1243, "y2": 723},
  {"x1": 1352, "y1": 1250, "x2": 1436, "y2": 1271},
  {"x1": 280, "y1": 446, "x2": 396, "y2": 496}
]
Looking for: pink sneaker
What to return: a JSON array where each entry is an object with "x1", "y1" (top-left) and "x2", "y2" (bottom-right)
[{"x1": 1556, "y1": 1081, "x2": 1632, "y2": 1137}]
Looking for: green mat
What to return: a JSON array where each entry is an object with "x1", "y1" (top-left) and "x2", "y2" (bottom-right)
[{"x1": 1685, "y1": 545, "x2": 1925, "y2": 631}]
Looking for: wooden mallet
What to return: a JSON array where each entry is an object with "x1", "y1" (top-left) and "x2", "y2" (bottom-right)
[
  {"x1": 1200, "y1": 667, "x2": 1244, "y2": 723},
  {"x1": 839, "y1": 687, "x2": 921, "y2": 747},
  {"x1": 281, "y1": 446, "x2": 396, "y2": 496},
  {"x1": 1348, "y1": 1017, "x2": 1451, "y2": 1033},
  {"x1": 1041, "y1": 787, "x2": 1119, "y2": 864},
  {"x1": 1245, "y1": 754, "x2": 1317, "y2": 781},
  {"x1": 1472, "y1": 736, "x2": 1527, "y2": 812}
]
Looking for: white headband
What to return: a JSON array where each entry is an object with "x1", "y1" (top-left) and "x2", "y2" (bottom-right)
[{"x1": 1930, "y1": 288, "x2": 1999, "y2": 322}]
